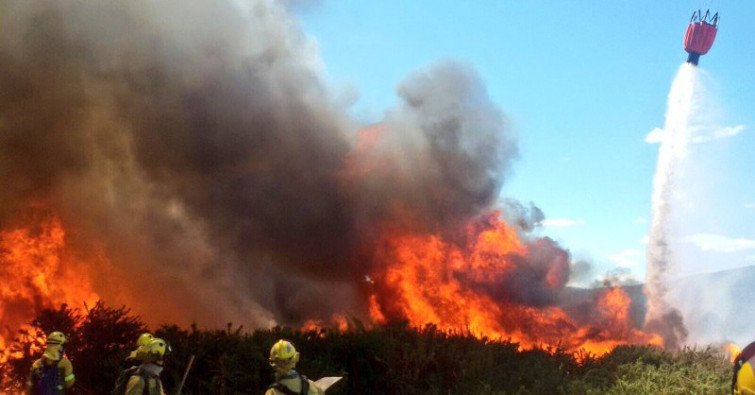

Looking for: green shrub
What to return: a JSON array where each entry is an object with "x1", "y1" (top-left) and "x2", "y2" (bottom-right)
[
  {"x1": 0, "y1": 303, "x2": 735, "y2": 394},
  {"x1": 570, "y1": 346, "x2": 730, "y2": 395}
]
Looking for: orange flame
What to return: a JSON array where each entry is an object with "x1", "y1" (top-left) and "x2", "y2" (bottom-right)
[
  {"x1": 301, "y1": 313, "x2": 350, "y2": 334},
  {"x1": 725, "y1": 343, "x2": 741, "y2": 363},
  {"x1": 367, "y1": 211, "x2": 662, "y2": 356},
  {"x1": 0, "y1": 216, "x2": 99, "y2": 361}
]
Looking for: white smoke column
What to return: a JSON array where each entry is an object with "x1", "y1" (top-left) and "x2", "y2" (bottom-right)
[{"x1": 644, "y1": 63, "x2": 702, "y2": 349}]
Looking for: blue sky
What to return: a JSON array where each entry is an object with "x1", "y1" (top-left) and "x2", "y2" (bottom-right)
[{"x1": 293, "y1": 1, "x2": 754, "y2": 284}]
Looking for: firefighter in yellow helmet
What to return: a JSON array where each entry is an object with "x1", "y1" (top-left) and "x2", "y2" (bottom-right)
[
  {"x1": 266, "y1": 340, "x2": 325, "y2": 395},
  {"x1": 124, "y1": 338, "x2": 169, "y2": 395},
  {"x1": 734, "y1": 341, "x2": 755, "y2": 394},
  {"x1": 27, "y1": 331, "x2": 75, "y2": 394}
]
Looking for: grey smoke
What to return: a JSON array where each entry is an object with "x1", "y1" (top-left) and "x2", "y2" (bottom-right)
[{"x1": 498, "y1": 199, "x2": 545, "y2": 233}]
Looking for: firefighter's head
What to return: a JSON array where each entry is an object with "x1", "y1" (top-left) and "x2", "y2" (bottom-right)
[
  {"x1": 269, "y1": 339, "x2": 299, "y2": 374},
  {"x1": 43, "y1": 331, "x2": 67, "y2": 361},
  {"x1": 136, "y1": 333, "x2": 154, "y2": 348},
  {"x1": 142, "y1": 338, "x2": 169, "y2": 365},
  {"x1": 128, "y1": 333, "x2": 155, "y2": 362}
]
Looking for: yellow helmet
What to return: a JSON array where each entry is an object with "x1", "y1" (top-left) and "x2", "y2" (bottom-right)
[
  {"x1": 46, "y1": 331, "x2": 67, "y2": 345},
  {"x1": 269, "y1": 339, "x2": 300, "y2": 368},
  {"x1": 736, "y1": 360, "x2": 755, "y2": 395},
  {"x1": 142, "y1": 338, "x2": 168, "y2": 363},
  {"x1": 136, "y1": 333, "x2": 154, "y2": 348},
  {"x1": 43, "y1": 331, "x2": 67, "y2": 361},
  {"x1": 128, "y1": 333, "x2": 155, "y2": 362}
]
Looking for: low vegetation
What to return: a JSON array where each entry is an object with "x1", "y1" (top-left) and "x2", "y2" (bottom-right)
[{"x1": 0, "y1": 303, "x2": 732, "y2": 394}]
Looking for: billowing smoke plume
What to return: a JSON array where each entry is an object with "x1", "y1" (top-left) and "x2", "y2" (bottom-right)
[
  {"x1": 644, "y1": 64, "x2": 698, "y2": 349},
  {"x1": 346, "y1": 61, "x2": 518, "y2": 236},
  {"x1": 1, "y1": 0, "x2": 534, "y2": 330}
]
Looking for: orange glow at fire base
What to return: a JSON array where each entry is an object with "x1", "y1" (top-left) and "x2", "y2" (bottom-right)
[
  {"x1": 301, "y1": 313, "x2": 350, "y2": 334},
  {"x1": 1, "y1": 211, "x2": 662, "y2": 362}
]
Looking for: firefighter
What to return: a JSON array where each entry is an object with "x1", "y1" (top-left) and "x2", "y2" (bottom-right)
[
  {"x1": 266, "y1": 340, "x2": 324, "y2": 395},
  {"x1": 123, "y1": 338, "x2": 169, "y2": 395},
  {"x1": 27, "y1": 331, "x2": 75, "y2": 394}
]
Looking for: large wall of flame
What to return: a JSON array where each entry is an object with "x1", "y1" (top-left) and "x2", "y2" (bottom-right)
[{"x1": 0, "y1": 0, "x2": 568, "y2": 333}]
